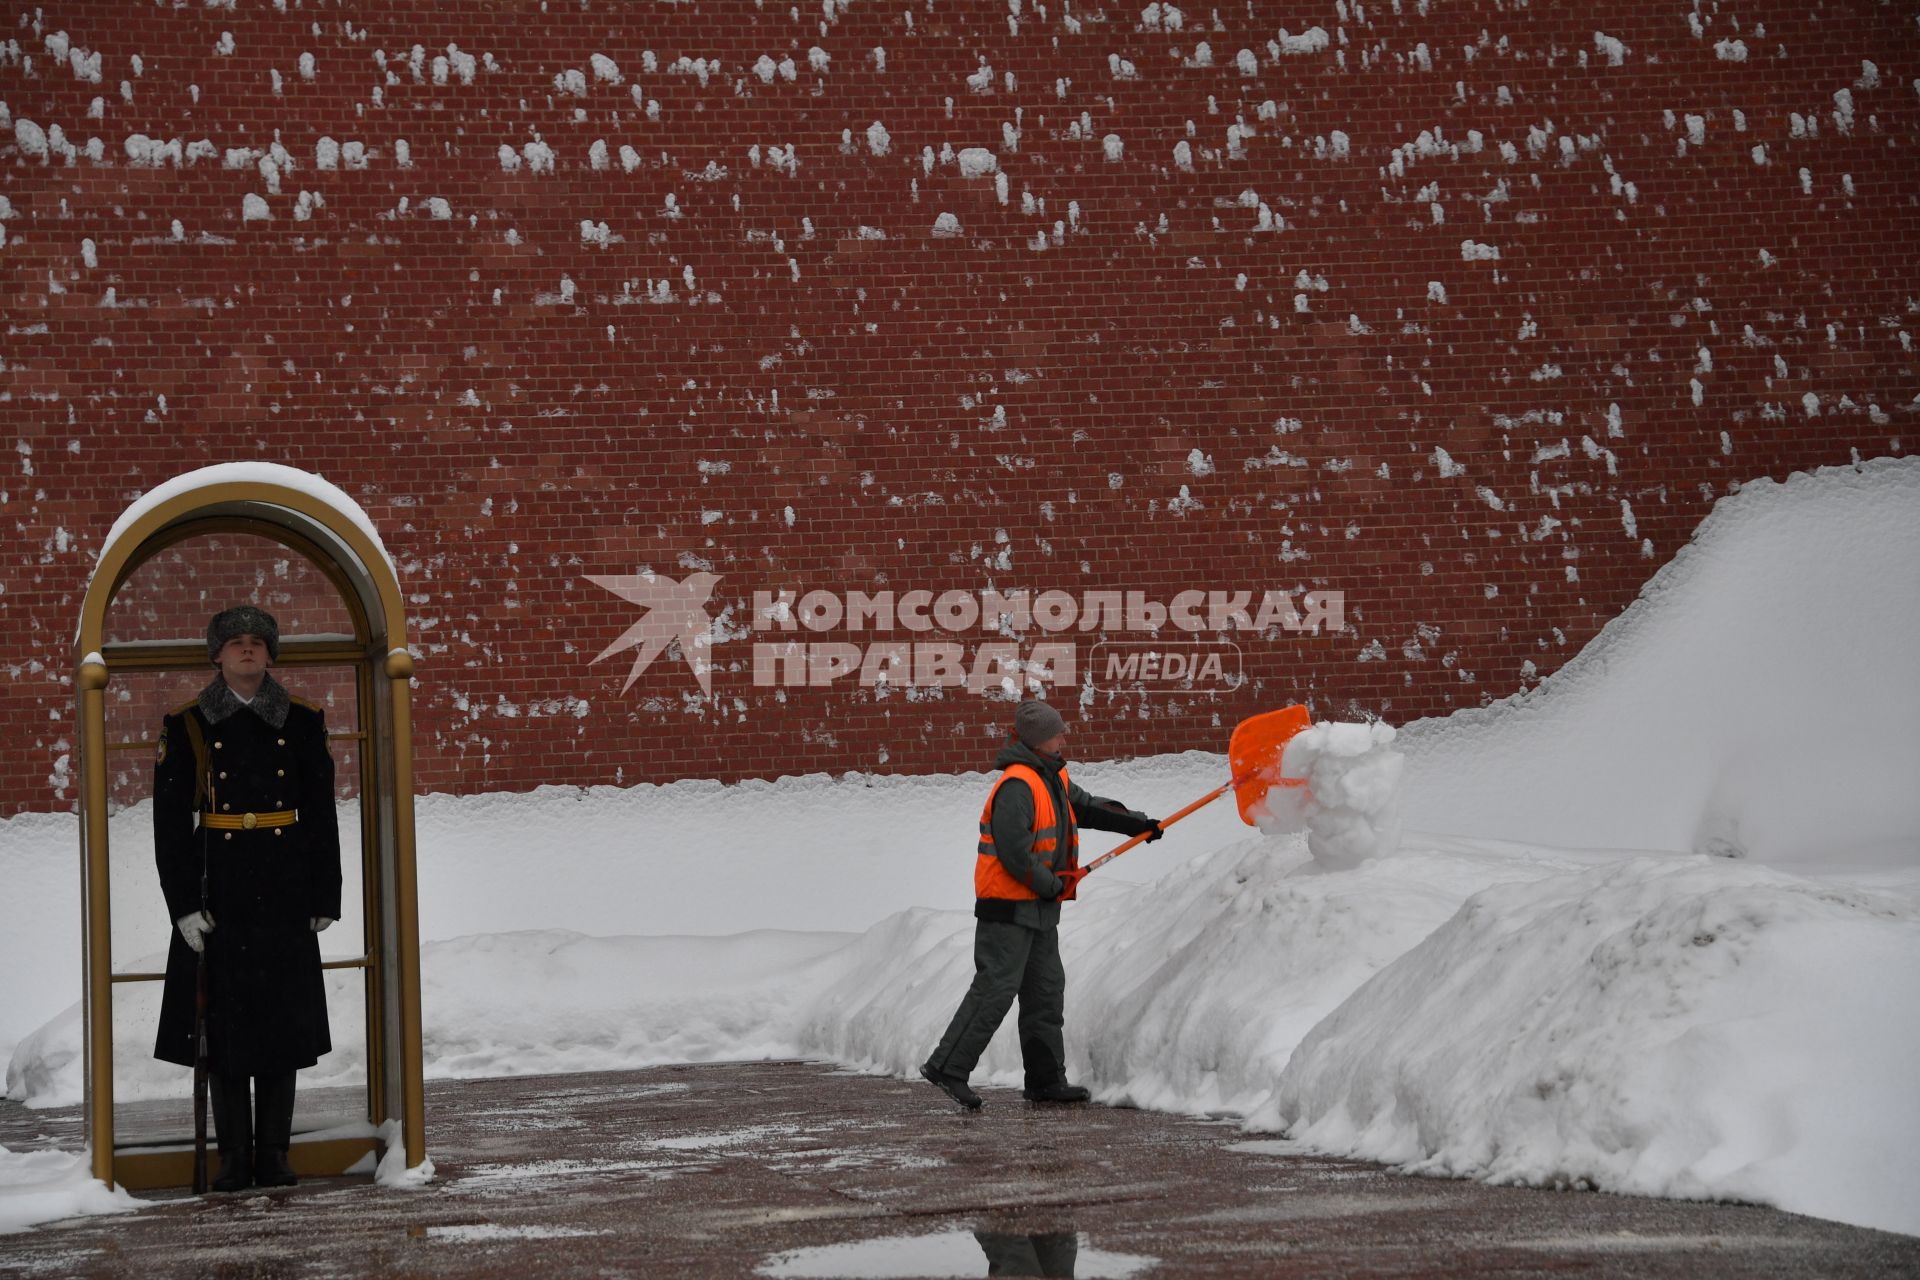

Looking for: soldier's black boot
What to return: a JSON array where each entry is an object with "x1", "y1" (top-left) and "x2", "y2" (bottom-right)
[
  {"x1": 252, "y1": 1072, "x2": 298, "y2": 1188},
  {"x1": 209, "y1": 1073, "x2": 252, "y2": 1192}
]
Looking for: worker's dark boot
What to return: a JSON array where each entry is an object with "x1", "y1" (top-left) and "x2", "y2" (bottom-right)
[
  {"x1": 251, "y1": 1072, "x2": 299, "y2": 1188},
  {"x1": 1021, "y1": 1080, "x2": 1092, "y2": 1104},
  {"x1": 209, "y1": 1073, "x2": 252, "y2": 1192},
  {"x1": 920, "y1": 1062, "x2": 984, "y2": 1111}
]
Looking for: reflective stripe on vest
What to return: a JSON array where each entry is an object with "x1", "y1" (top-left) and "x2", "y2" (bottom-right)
[{"x1": 974, "y1": 762, "x2": 1076, "y2": 901}]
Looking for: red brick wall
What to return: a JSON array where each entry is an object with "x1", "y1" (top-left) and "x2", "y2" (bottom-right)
[{"x1": 2, "y1": 1, "x2": 1913, "y2": 815}]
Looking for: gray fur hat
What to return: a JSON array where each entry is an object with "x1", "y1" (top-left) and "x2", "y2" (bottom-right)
[
  {"x1": 1013, "y1": 699, "x2": 1067, "y2": 748},
  {"x1": 206, "y1": 605, "x2": 280, "y2": 663}
]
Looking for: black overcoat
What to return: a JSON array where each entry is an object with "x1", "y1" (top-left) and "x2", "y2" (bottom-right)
[{"x1": 152, "y1": 677, "x2": 341, "y2": 1074}]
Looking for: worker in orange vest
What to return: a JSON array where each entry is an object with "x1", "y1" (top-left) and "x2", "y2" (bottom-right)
[{"x1": 921, "y1": 700, "x2": 1162, "y2": 1109}]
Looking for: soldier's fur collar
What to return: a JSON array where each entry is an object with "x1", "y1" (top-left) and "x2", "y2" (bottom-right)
[{"x1": 198, "y1": 673, "x2": 291, "y2": 729}]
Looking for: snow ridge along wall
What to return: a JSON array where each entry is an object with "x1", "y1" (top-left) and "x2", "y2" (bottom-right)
[
  {"x1": 2, "y1": 3, "x2": 1915, "y2": 811},
  {"x1": 1397, "y1": 456, "x2": 1920, "y2": 863},
  {"x1": 1268, "y1": 855, "x2": 1920, "y2": 1236}
]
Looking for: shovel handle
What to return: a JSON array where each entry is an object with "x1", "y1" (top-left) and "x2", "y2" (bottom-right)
[{"x1": 1081, "y1": 768, "x2": 1262, "y2": 874}]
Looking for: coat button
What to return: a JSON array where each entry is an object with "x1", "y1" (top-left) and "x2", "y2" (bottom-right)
[
  {"x1": 224, "y1": 832, "x2": 233, "y2": 841},
  {"x1": 222, "y1": 803, "x2": 231, "y2": 811},
  {"x1": 277, "y1": 738, "x2": 286, "y2": 746},
  {"x1": 214, "y1": 741, "x2": 223, "y2": 750},
  {"x1": 276, "y1": 769, "x2": 285, "y2": 777},
  {"x1": 219, "y1": 771, "x2": 228, "y2": 779},
  {"x1": 273, "y1": 828, "x2": 283, "y2": 837}
]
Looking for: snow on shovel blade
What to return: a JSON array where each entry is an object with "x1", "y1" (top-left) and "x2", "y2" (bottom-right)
[
  {"x1": 1081, "y1": 703, "x2": 1314, "y2": 874},
  {"x1": 1229, "y1": 704, "x2": 1311, "y2": 826}
]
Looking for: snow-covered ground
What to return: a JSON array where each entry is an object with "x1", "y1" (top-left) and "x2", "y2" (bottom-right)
[{"x1": 3, "y1": 457, "x2": 1916, "y2": 1237}]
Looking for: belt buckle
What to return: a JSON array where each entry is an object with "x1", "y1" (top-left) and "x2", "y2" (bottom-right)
[{"x1": 243, "y1": 812, "x2": 258, "y2": 831}]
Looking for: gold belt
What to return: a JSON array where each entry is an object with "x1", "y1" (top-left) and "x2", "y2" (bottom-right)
[{"x1": 203, "y1": 809, "x2": 299, "y2": 831}]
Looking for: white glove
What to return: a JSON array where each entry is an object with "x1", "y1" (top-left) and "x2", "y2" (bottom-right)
[
  {"x1": 176, "y1": 910, "x2": 215, "y2": 954},
  {"x1": 310, "y1": 916, "x2": 335, "y2": 933}
]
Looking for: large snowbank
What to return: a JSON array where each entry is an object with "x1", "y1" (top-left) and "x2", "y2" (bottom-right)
[
  {"x1": 797, "y1": 836, "x2": 1565, "y2": 1118},
  {"x1": 796, "y1": 831, "x2": 1920, "y2": 1237},
  {"x1": 1267, "y1": 856, "x2": 1920, "y2": 1235},
  {"x1": 1398, "y1": 456, "x2": 1920, "y2": 869}
]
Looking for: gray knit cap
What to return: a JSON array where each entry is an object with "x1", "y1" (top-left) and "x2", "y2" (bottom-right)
[
  {"x1": 1013, "y1": 699, "x2": 1067, "y2": 748},
  {"x1": 206, "y1": 605, "x2": 280, "y2": 663}
]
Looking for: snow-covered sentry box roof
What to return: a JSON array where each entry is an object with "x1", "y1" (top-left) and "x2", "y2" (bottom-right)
[
  {"x1": 69, "y1": 462, "x2": 429, "y2": 1193},
  {"x1": 80, "y1": 461, "x2": 399, "y2": 650},
  {"x1": 100, "y1": 461, "x2": 396, "y2": 573}
]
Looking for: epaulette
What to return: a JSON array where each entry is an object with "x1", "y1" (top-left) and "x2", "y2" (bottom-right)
[
  {"x1": 288, "y1": 693, "x2": 323, "y2": 712},
  {"x1": 168, "y1": 696, "x2": 199, "y2": 717}
]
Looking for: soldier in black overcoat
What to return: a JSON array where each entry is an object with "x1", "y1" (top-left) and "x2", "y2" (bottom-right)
[{"x1": 152, "y1": 605, "x2": 341, "y2": 1191}]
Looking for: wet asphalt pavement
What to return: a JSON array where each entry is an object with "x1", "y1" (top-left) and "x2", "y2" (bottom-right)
[{"x1": 2, "y1": 1060, "x2": 1916, "y2": 1278}]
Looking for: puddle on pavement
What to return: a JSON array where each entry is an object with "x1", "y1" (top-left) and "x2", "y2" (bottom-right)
[{"x1": 756, "y1": 1227, "x2": 1156, "y2": 1278}]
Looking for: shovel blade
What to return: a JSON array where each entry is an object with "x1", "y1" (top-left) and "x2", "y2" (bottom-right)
[{"x1": 1229, "y1": 704, "x2": 1312, "y2": 825}]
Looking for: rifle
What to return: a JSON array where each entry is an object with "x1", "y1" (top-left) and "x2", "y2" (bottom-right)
[{"x1": 191, "y1": 774, "x2": 212, "y2": 1195}]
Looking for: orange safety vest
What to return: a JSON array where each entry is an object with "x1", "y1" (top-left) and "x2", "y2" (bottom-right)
[{"x1": 975, "y1": 763, "x2": 1079, "y2": 901}]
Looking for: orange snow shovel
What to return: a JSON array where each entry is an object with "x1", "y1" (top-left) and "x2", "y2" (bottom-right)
[{"x1": 1081, "y1": 704, "x2": 1311, "y2": 874}]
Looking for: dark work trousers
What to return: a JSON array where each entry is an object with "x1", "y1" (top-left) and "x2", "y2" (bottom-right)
[{"x1": 926, "y1": 920, "x2": 1067, "y2": 1089}]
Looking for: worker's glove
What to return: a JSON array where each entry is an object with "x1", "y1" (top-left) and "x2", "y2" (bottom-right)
[
  {"x1": 1052, "y1": 866, "x2": 1089, "y2": 902},
  {"x1": 310, "y1": 917, "x2": 335, "y2": 933},
  {"x1": 176, "y1": 910, "x2": 215, "y2": 954},
  {"x1": 1096, "y1": 800, "x2": 1164, "y2": 842}
]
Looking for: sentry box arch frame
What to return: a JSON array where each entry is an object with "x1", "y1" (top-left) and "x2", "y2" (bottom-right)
[{"x1": 70, "y1": 464, "x2": 426, "y2": 1190}]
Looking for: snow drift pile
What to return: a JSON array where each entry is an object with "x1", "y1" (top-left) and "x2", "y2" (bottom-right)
[
  {"x1": 1397, "y1": 456, "x2": 1920, "y2": 869},
  {"x1": 1266, "y1": 856, "x2": 1920, "y2": 1236},
  {"x1": 0, "y1": 1147, "x2": 139, "y2": 1236},
  {"x1": 1271, "y1": 719, "x2": 1404, "y2": 869}
]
